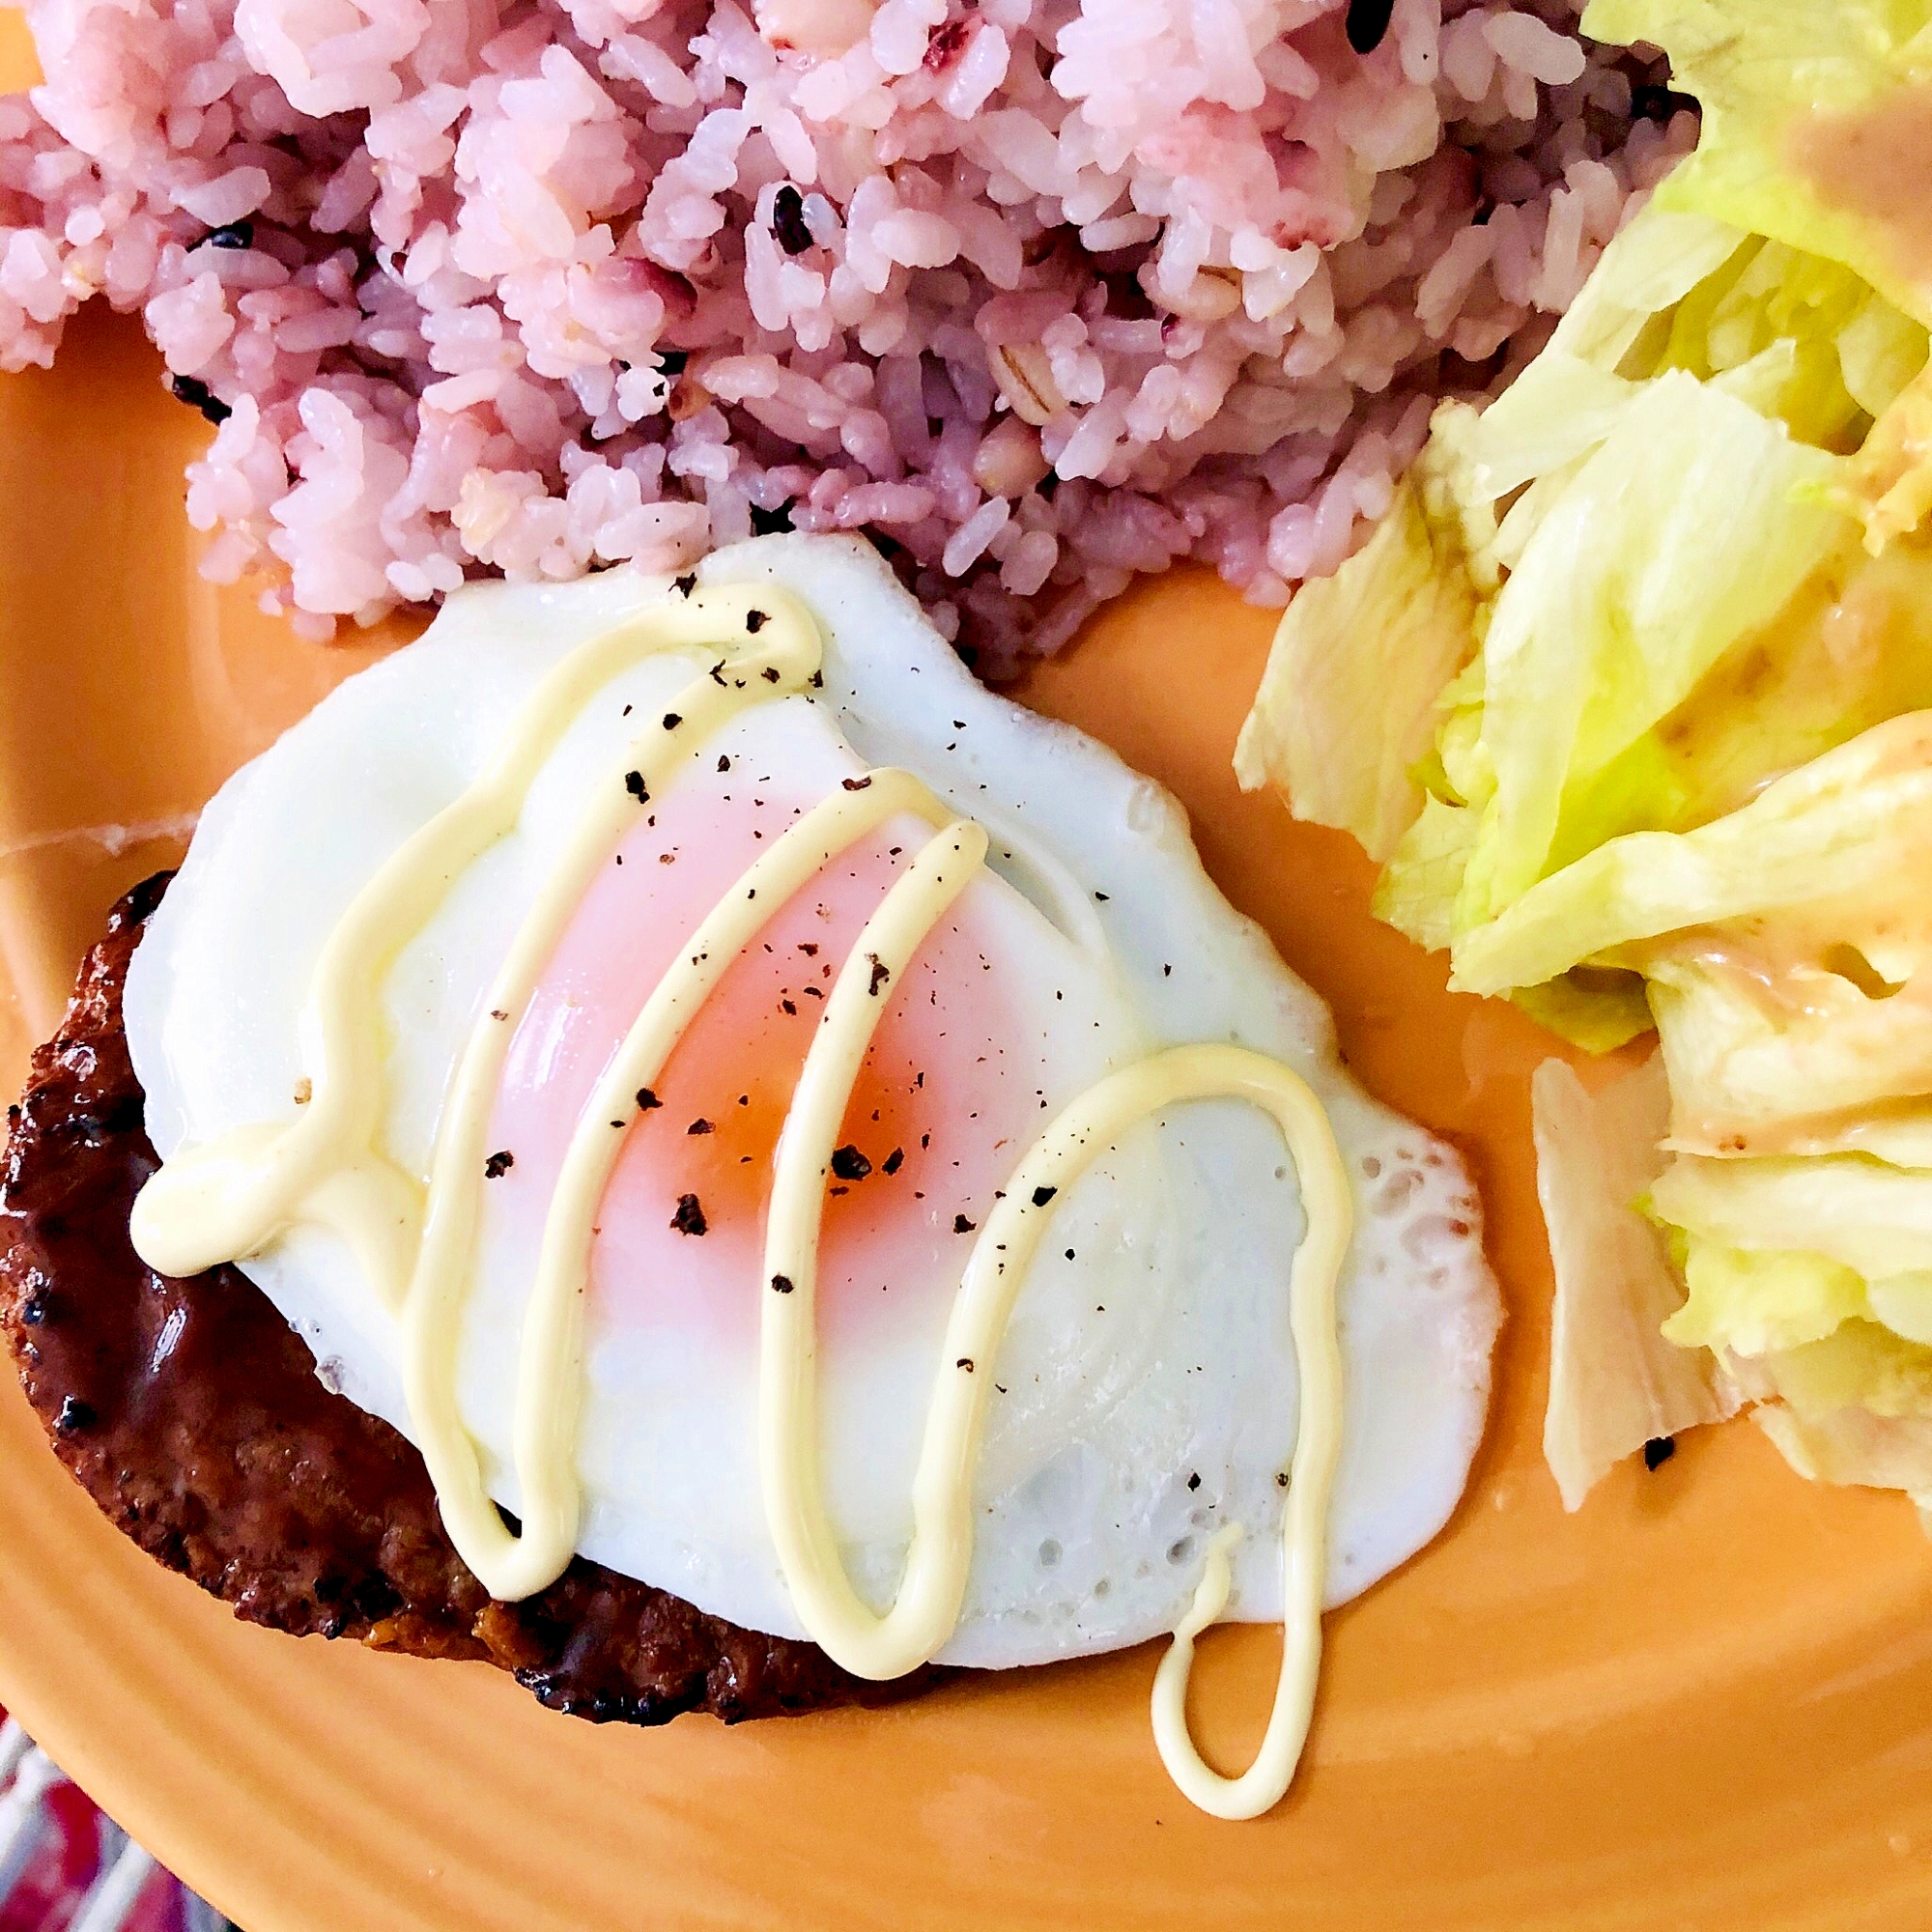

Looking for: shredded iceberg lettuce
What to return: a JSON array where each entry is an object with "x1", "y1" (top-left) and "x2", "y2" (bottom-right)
[
  {"x1": 1536, "y1": 1057, "x2": 1742, "y2": 1511},
  {"x1": 1582, "y1": 0, "x2": 1932, "y2": 329},
  {"x1": 1665, "y1": 1238, "x2": 1872, "y2": 1357},
  {"x1": 1236, "y1": 0, "x2": 1932, "y2": 1506},
  {"x1": 1233, "y1": 476, "x2": 1476, "y2": 864}
]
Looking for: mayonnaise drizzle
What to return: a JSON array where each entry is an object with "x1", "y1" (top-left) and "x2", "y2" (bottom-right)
[{"x1": 129, "y1": 583, "x2": 1354, "y2": 1817}]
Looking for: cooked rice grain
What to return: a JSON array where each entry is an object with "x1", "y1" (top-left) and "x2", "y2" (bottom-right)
[{"x1": 0, "y1": 0, "x2": 1692, "y2": 669}]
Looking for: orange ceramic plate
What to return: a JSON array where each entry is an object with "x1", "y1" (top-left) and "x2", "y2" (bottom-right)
[{"x1": 7, "y1": 95, "x2": 1932, "y2": 1932}]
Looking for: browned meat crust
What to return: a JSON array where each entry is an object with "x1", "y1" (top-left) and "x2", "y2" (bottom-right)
[{"x1": 0, "y1": 876, "x2": 933, "y2": 1725}]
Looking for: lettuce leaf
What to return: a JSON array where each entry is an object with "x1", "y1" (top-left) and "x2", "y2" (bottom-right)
[
  {"x1": 1536, "y1": 1057, "x2": 1742, "y2": 1509},
  {"x1": 1453, "y1": 370, "x2": 1850, "y2": 928},
  {"x1": 1370, "y1": 793, "x2": 1477, "y2": 956},
  {"x1": 1540, "y1": 207, "x2": 1750, "y2": 374},
  {"x1": 1652, "y1": 1151, "x2": 1932, "y2": 1283},
  {"x1": 1582, "y1": 0, "x2": 1932, "y2": 329},
  {"x1": 1511, "y1": 972, "x2": 1658, "y2": 1054},
  {"x1": 1761, "y1": 1320, "x2": 1932, "y2": 1422},
  {"x1": 1833, "y1": 360, "x2": 1932, "y2": 549},
  {"x1": 1659, "y1": 1176, "x2": 1932, "y2": 1354},
  {"x1": 1450, "y1": 711, "x2": 1932, "y2": 997},
  {"x1": 1235, "y1": 0, "x2": 1932, "y2": 1506},
  {"x1": 1664, "y1": 1236, "x2": 1871, "y2": 1355},
  {"x1": 1647, "y1": 946, "x2": 1932, "y2": 1162},
  {"x1": 1753, "y1": 1399, "x2": 1932, "y2": 1497},
  {"x1": 1234, "y1": 475, "x2": 1476, "y2": 863},
  {"x1": 1580, "y1": 0, "x2": 1932, "y2": 555}
]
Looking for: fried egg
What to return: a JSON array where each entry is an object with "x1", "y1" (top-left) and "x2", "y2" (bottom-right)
[{"x1": 125, "y1": 534, "x2": 1498, "y2": 1670}]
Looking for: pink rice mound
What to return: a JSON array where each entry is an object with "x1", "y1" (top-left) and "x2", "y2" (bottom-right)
[{"x1": 0, "y1": 0, "x2": 1692, "y2": 669}]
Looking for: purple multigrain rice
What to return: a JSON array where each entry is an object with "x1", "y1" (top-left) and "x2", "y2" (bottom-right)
[{"x1": 0, "y1": 0, "x2": 1691, "y2": 671}]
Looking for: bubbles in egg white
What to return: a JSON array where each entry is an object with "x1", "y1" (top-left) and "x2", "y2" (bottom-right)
[{"x1": 126, "y1": 534, "x2": 1499, "y2": 1669}]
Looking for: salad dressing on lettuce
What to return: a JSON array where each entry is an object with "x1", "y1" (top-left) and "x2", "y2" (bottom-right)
[
  {"x1": 1793, "y1": 89, "x2": 1932, "y2": 293},
  {"x1": 1240, "y1": 0, "x2": 1932, "y2": 1509}
]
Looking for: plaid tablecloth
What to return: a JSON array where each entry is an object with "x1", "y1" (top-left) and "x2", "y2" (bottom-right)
[{"x1": 0, "y1": 1716, "x2": 229, "y2": 1932}]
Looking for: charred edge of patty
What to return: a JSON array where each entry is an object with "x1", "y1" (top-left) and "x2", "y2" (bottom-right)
[{"x1": 0, "y1": 874, "x2": 938, "y2": 1726}]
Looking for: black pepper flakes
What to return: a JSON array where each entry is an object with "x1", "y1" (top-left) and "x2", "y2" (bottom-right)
[
  {"x1": 830, "y1": 1144, "x2": 872, "y2": 1181},
  {"x1": 673, "y1": 571, "x2": 697, "y2": 596},
  {"x1": 953, "y1": 1213, "x2": 975, "y2": 1234},
  {"x1": 662, "y1": 711, "x2": 682, "y2": 729},
  {"x1": 745, "y1": 608, "x2": 769, "y2": 634},
  {"x1": 687, "y1": 1118, "x2": 714, "y2": 1136},
  {"x1": 636, "y1": 1087, "x2": 662, "y2": 1111},
  {"x1": 483, "y1": 1150, "x2": 516, "y2": 1179},
  {"x1": 867, "y1": 953, "x2": 891, "y2": 996},
  {"x1": 771, "y1": 1273, "x2": 795, "y2": 1294},
  {"x1": 956, "y1": 1357, "x2": 975, "y2": 1373},
  {"x1": 670, "y1": 1193, "x2": 707, "y2": 1236},
  {"x1": 882, "y1": 1147, "x2": 905, "y2": 1176},
  {"x1": 624, "y1": 769, "x2": 649, "y2": 803},
  {"x1": 1031, "y1": 1184, "x2": 1057, "y2": 1208},
  {"x1": 718, "y1": 754, "x2": 732, "y2": 773},
  {"x1": 772, "y1": 184, "x2": 813, "y2": 254},
  {"x1": 1186, "y1": 1471, "x2": 1202, "y2": 1492},
  {"x1": 1643, "y1": 1435, "x2": 1677, "y2": 1470}
]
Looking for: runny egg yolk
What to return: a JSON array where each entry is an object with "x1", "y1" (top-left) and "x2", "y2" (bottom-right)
[{"x1": 481, "y1": 741, "x2": 1051, "y2": 1349}]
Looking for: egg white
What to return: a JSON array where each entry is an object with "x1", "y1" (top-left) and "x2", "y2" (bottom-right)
[{"x1": 126, "y1": 534, "x2": 1499, "y2": 1669}]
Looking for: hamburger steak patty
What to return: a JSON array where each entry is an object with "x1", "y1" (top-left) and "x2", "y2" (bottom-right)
[{"x1": 0, "y1": 874, "x2": 936, "y2": 1725}]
